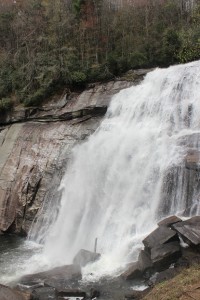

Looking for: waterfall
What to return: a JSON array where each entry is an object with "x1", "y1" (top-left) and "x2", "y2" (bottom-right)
[{"x1": 34, "y1": 60, "x2": 200, "y2": 279}]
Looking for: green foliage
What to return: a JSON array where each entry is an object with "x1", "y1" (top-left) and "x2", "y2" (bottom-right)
[
  {"x1": 0, "y1": 0, "x2": 199, "y2": 107},
  {"x1": 0, "y1": 98, "x2": 13, "y2": 113},
  {"x1": 87, "y1": 64, "x2": 113, "y2": 82},
  {"x1": 161, "y1": 29, "x2": 181, "y2": 66},
  {"x1": 177, "y1": 29, "x2": 200, "y2": 63},
  {"x1": 0, "y1": 62, "x2": 13, "y2": 98},
  {"x1": 70, "y1": 71, "x2": 87, "y2": 86},
  {"x1": 72, "y1": 0, "x2": 85, "y2": 15},
  {"x1": 24, "y1": 88, "x2": 47, "y2": 107},
  {"x1": 129, "y1": 51, "x2": 148, "y2": 69}
]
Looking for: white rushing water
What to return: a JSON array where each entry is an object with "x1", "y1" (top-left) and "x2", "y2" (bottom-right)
[
  {"x1": 36, "y1": 60, "x2": 200, "y2": 279},
  {"x1": 2, "y1": 60, "x2": 200, "y2": 284}
]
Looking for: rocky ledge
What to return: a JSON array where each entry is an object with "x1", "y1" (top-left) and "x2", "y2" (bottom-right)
[
  {"x1": 122, "y1": 215, "x2": 200, "y2": 289},
  {"x1": 1, "y1": 215, "x2": 199, "y2": 300}
]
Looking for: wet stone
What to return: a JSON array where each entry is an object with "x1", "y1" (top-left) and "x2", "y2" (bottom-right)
[
  {"x1": 172, "y1": 216, "x2": 200, "y2": 247},
  {"x1": 151, "y1": 241, "x2": 181, "y2": 272},
  {"x1": 20, "y1": 265, "x2": 82, "y2": 290},
  {"x1": 121, "y1": 262, "x2": 142, "y2": 280},
  {"x1": 158, "y1": 216, "x2": 182, "y2": 228},
  {"x1": 143, "y1": 226, "x2": 178, "y2": 251},
  {"x1": 31, "y1": 286, "x2": 57, "y2": 300}
]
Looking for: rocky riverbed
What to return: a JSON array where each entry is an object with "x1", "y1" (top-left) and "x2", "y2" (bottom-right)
[{"x1": 1, "y1": 215, "x2": 200, "y2": 300}]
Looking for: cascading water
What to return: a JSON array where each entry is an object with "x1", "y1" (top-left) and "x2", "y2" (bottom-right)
[
  {"x1": 35, "y1": 60, "x2": 200, "y2": 279},
  {"x1": 1, "y1": 60, "x2": 200, "y2": 284}
]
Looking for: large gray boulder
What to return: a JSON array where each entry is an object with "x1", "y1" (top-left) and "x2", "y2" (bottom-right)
[
  {"x1": 143, "y1": 226, "x2": 178, "y2": 251},
  {"x1": 172, "y1": 216, "x2": 200, "y2": 247},
  {"x1": 121, "y1": 250, "x2": 152, "y2": 280},
  {"x1": 20, "y1": 264, "x2": 82, "y2": 286},
  {"x1": 73, "y1": 249, "x2": 101, "y2": 267},
  {"x1": 31, "y1": 287, "x2": 56, "y2": 300},
  {"x1": 151, "y1": 241, "x2": 181, "y2": 271},
  {"x1": 158, "y1": 216, "x2": 182, "y2": 228},
  {"x1": 121, "y1": 262, "x2": 142, "y2": 280}
]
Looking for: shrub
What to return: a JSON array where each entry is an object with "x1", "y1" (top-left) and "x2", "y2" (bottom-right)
[
  {"x1": 23, "y1": 88, "x2": 47, "y2": 107},
  {"x1": 70, "y1": 71, "x2": 87, "y2": 86},
  {"x1": 129, "y1": 51, "x2": 148, "y2": 69},
  {"x1": 161, "y1": 28, "x2": 181, "y2": 66},
  {"x1": 0, "y1": 97, "x2": 13, "y2": 113},
  {"x1": 177, "y1": 29, "x2": 200, "y2": 63}
]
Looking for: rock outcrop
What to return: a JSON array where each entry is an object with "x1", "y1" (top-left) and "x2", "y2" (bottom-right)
[
  {"x1": 122, "y1": 215, "x2": 200, "y2": 281},
  {"x1": 0, "y1": 78, "x2": 143, "y2": 235}
]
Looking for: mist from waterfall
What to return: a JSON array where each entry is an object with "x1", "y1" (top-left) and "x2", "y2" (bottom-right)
[{"x1": 32, "y1": 60, "x2": 200, "y2": 279}]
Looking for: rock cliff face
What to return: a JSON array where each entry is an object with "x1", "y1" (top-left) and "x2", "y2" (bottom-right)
[
  {"x1": 1, "y1": 67, "x2": 198, "y2": 238},
  {"x1": 0, "y1": 79, "x2": 136, "y2": 235}
]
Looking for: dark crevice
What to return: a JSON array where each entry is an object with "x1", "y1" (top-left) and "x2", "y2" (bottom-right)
[{"x1": 0, "y1": 106, "x2": 108, "y2": 126}]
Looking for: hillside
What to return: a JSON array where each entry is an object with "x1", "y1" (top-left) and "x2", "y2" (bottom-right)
[{"x1": 0, "y1": 0, "x2": 200, "y2": 113}]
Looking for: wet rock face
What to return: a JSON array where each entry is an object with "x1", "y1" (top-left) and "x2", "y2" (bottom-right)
[
  {"x1": 160, "y1": 133, "x2": 200, "y2": 218},
  {"x1": 0, "y1": 80, "x2": 136, "y2": 235},
  {"x1": 143, "y1": 226, "x2": 178, "y2": 252},
  {"x1": 0, "y1": 120, "x2": 99, "y2": 235},
  {"x1": 150, "y1": 241, "x2": 181, "y2": 271}
]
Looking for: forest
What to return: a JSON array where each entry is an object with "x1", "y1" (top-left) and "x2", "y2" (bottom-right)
[{"x1": 0, "y1": 0, "x2": 200, "y2": 110}]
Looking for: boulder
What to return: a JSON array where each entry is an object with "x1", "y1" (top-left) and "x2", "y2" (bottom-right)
[
  {"x1": 158, "y1": 216, "x2": 182, "y2": 227},
  {"x1": 151, "y1": 241, "x2": 181, "y2": 271},
  {"x1": 0, "y1": 284, "x2": 31, "y2": 300},
  {"x1": 138, "y1": 250, "x2": 153, "y2": 273},
  {"x1": 143, "y1": 226, "x2": 178, "y2": 251},
  {"x1": 121, "y1": 262, "x2": 142, "y2": 280},
  {"x1": 20, "y1": 264, "x2": 82, "y2": 286},
  {"x1": 31, "y1": 287, "x2": 56, "y2": 300},
  {"x1": 16, "y1": 282, "x2": 44, "y2": 292},
  {"x1": 73, "y1": 249, "x2": 101, "y2": 267},
  {"x1": 172, "y1": 216, "x2": 200, "y2": 247},
  {"x1": 121, "y1": 250, "x2": 152, "y2": 280}
]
